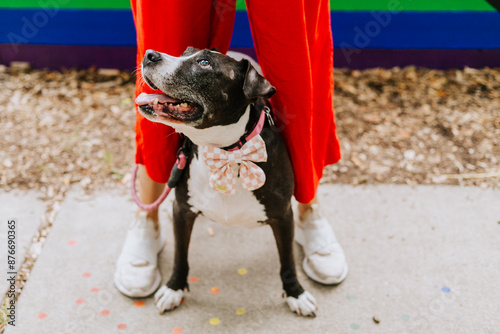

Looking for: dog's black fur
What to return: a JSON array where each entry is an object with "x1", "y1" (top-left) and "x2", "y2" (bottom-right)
[{"x1": 138, "y1": 47, "x2": 315, "y2": 315}]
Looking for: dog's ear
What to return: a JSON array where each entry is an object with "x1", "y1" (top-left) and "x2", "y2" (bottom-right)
[
  {"x1": 182, "y1": 46, "x2": 199, "y2": 56},
  {"x1": 210, "y1": 47, "x2": 220, "y2": 52},
  {"x1": 242, "y1": 59, "x2": 276, "y2": 100}
]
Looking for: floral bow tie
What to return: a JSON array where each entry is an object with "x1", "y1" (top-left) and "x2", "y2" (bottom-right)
[{"x1": 199, "y1": 135, "x2": 267, "y2": 195}]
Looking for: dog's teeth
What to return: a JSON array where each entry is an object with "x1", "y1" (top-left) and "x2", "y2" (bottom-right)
[
  {"x1": 180, "y1": 102, "x2": 189, "y2": 108},
  {"x1": 153, "y1": 98, "x2": 159, "y2": 106}
]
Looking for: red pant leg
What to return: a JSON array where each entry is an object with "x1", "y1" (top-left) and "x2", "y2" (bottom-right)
[
  {"x1": 132, "y1": 0, "x2": 236, "y2": 183},
  {"x1": 245, "y1": 0, "x2": 340, "y2": 203}
]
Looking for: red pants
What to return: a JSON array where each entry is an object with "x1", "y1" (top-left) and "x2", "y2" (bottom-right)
[{"x1": 132, "y1": 0, "x2": 341, "y2": 204}]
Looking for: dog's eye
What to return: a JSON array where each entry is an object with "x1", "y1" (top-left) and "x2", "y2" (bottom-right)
[{"x1": 198, "y1": 59, "x2": 210, "y2": 67}]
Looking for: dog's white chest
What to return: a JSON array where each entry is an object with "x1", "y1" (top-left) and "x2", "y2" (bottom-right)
[{"x1": 187, "y1": 154, "x2": 267, "y2": 228}]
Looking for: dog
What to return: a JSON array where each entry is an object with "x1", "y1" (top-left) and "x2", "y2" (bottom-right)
[{"x1": 136, "y1": 47, "x2": 318, "y2": 317}]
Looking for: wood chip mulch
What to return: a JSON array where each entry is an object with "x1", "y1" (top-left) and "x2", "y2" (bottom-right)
[
  {"x1": 327, "y1": 66, "x2": 500, "y2": 187},
  {"x1": 1, "y1": 64, "x2": 498, "y2": 198}
]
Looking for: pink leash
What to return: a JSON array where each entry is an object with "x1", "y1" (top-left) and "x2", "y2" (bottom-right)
[{"x1": 131, "y1": 152, "x2": 187, "y2": 211}]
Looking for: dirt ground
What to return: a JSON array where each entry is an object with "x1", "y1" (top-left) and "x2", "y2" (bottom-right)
[{"x1": 1, "y1": 64, "x2": 499, "y2": 201}]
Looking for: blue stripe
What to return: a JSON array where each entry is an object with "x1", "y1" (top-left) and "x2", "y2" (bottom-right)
[
  {"x1": 232, "y1": 11, "x2": 254, "y2": 49},
  {"x1": 0, "y1": 9, "x2": 136, "y2": 46},
  {"x1": 0, "y1": 9, "x2": 499, "y2": 49},
  {"x1": 331, "y1": 11, "x2": 500, "y2": 49}
]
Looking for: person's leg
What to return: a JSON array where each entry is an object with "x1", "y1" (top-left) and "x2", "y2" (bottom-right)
[
  {"x1": 245, "y1": 0, "x2": 340, "y2": 203},
  {"x1": 137, "y1": 165, "x2": 164, "y2": 226},
  {"x1": 133, "y1": 0, "x2": 236, "y2": 220},
  {"x1": 297, "y1": 195, "x2": 318, "y2": 220},
  {"x1": 115, "y1": 0, "x2": 237, "y2": 298},
  {"x1": 245, "y1": 0, "x2": 347, "y2": 284}
]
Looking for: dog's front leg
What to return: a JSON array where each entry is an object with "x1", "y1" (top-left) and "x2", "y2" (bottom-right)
[
  {"x1": 155, "y1": 200, "x2": 197, "y2": 313},
  {"x1": 269, "y1": 209, "x2": 318, "y2": 317}
]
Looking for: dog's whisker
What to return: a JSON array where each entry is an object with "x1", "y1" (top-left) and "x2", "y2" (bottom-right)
[{"x1": 162, "y1": 131, "x2": 179, "y2": 140}]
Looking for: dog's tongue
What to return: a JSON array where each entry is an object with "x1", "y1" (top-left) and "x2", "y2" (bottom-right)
[{"x1": 135, "y1": 92, "x2": 181, "y2": 105}]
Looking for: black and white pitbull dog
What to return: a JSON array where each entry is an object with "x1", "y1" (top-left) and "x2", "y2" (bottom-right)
[{"x1": 136, "y1": 47, "x2": 317, "y2": 317}]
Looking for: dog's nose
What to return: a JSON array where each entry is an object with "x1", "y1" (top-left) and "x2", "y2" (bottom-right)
[{"x1": 143, "y1": 49, "x2": 162, "y2": 66}]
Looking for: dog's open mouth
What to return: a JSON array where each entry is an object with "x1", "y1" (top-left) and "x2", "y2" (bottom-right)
[{"x1": 135, "y1": 92, "x2": 201, "y2": 121}]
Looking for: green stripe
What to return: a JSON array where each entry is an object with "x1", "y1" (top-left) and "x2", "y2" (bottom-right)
[
  {"x1": 214, "y1": 0, "x2": 494, "y2": 11},
  {"x1": 0, "y1": 0, "x2": 130, "y2": 9},
  {"x1": 1, "y1": 0, "x2": 494, "y2": 11},
  {"x1": 236, "y1": 0, "x2": 246, "y2": 10},
  {"x1": 329, "y1": 0, "x2": 494, "y2": 11}
]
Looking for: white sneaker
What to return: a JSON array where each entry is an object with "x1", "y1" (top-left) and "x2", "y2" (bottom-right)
[
  {"x1": 114, "y1": 211, "x2": 165, "y2": 297},
  {"x1": 295, "y1": 204, "x2": 348, "y2": 285}
]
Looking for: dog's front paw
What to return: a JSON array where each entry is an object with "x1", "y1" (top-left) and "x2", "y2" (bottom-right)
[
  {"x1": 154, "y1": 285, "x2": 184, "y2": 313},
  {"x1": 285, "y1": 290, "x2": 317, "y2": 317}
]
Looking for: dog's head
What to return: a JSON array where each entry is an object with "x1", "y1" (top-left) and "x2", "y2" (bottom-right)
[{"x1": 136, "y1": 47, "x2": 275, "y2": 144}]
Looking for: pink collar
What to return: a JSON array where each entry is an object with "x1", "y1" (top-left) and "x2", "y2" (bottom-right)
[
  {"x1": 225, "y1": 107, "x2": 266, "y2": 151},
  {"x1": 132, "y1": 106, "x2": 270, "y2": 210}
]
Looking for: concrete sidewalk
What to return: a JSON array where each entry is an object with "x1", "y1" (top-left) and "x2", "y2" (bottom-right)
[
  {"x1": 3, "y1": 184, "x2": 500, "y2": 334},
  {"x1": 0, "y1": 191, "x2": 46, "y2": 295}
]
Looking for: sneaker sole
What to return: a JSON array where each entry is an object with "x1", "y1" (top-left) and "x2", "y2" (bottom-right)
[
  {"x1": 114, "y1": 270, "x2": 162, "y2": 298},
  {"x1": 295, "y1": 225, "x2": 349, "y2": 285},
  {"x1": 113, "y1": 239, "x2": 166, "y2": 298}
]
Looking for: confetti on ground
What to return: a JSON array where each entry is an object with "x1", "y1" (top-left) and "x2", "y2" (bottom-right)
[
  {"x1": 188, "y1": 276, "x2": 199, "y2": 283},
  {"x1": 209, "y1": 317, "x2": 220, "y2": 325},
  {"x1": 75, "y1": 298, "x2": 85, "y2": 305},
  {"x1": 67, "y1": 240, "x2": 77, "y2": 246},
  {"x1": 172, "y1": 327, "x2": 183, "y2": 334},
  {"x1": 100, "y1": 310, "x2": 110, "y2": 316},
  {"x1": 82, "y1": 272, "x2": 91, "y2": 278},
  {"x1": 208, "y1": 227, "x2": 214, "y2": 236},
  {"x1": 210, "y1": 287, "x2": 221, "y2": 295},
  {"x1": 90, "y1": 287, "x2": 99, "y2": 293},
  {"x1": 401, "y1": 314, "x2": 410, "y2": 322},
  {"x1": 134, "y1": 300, "x2": 146, "y2": 307},
  {"x1": 350, "y1": 323, "x2": 360, "y2": 330},
  {"x1": 37, "y1": 313, "x2": 47, "y2": 319},
  {"x1": 117, "y1": 323, "x2": 127, "y2": 330},
  {"x1": 236, "y1": 308, "x2": 246, "y2": 315},
  {"x1": 237, "y1": 268, "x2": 248, "y2": 276},
  {"x1": 441, "y1": 286, "x2": 451, "y2": 293},
  {"x1": 346, "y1": 294, "x2": 358, "y2": 301}
]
